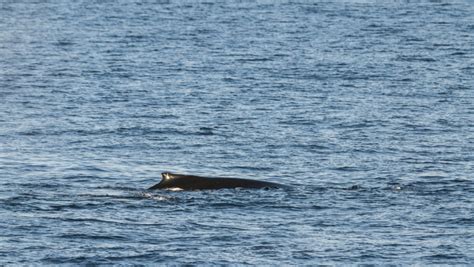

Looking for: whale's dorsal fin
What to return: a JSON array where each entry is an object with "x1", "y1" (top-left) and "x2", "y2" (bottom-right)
[
  {"x1": 149, "y1": 173, "x2": 176, "y2": 190},
  {"x1": 161, "y1": 172, "x2": 176, "y2": 180}
]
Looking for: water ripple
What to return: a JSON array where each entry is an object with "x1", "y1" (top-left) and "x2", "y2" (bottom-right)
[{"x1": 1, "y1": 0, "x2": 473, "y2": 265}]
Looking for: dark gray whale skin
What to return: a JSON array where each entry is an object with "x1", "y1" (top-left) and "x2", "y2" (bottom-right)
[{"x1": 149, "y1": 172, "x2": 286, "y2": 191}]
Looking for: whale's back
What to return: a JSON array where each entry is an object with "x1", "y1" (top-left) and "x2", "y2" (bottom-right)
[{"x1": 149, "y1": 172, "x2": 285, "y2": 190}]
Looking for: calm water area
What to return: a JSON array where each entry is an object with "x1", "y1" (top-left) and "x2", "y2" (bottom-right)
[{"x1": 1, "y1": 0, "x2": 473, "y2": 265}]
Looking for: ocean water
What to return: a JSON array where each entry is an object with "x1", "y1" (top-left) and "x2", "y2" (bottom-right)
[{"x1": 1, "y1": 0, "x2": 473, "y2": 265}]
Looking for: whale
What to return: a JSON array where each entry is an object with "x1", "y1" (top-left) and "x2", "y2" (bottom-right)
[{"x1": 148, "y1": 172, "x2": 286, "y2": 191}]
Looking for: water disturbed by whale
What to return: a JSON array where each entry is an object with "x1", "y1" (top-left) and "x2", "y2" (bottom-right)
[{"x1": 149, "y1": 172, "x2": 287, "y2": 191}]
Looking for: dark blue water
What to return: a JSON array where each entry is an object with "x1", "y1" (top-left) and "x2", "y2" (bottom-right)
[{"x1": 1, "y1": 0, "x2": 473, "y2": 265}]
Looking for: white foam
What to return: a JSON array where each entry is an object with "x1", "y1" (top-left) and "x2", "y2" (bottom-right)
[{"x1": 167, "y1": 187, "x2": 184, "y2": 192}]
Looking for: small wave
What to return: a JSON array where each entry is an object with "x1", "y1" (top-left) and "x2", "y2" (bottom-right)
[
  {"x1": 261, "y1": 204, "x2": 328, "y2": 211},
  {"x1": 77, "y1": 193, "x2": 139, "y2": 200},
  {"x1": 187, "y1": 221, "x2": 246, "y2": 231},
  {"x1": 345, "y1": 185, "x2": 363, "y2": 191},
  {"x1": 139, "y1": 192, "x2": 176, "y2": 201},
  {"x1": 421, "y1": 253, "x2": 467, "y2": 262},
  {"x1": 330, "y1": 166, "x2": 360, "y2": 172},
  {"x1": 236, "y1": 57, "x2": 272, "y2": 62},
  {"x1": 450, "y1": 51, "x2": 467, "y2": 56},
  {"x1": 54, "y1": 40, "x2": 74, "y2": 46},
  {"x1": 64, "y1": 165, "x2": 108, "y2": 173},
  {"x1": 17, "y1": 182, "x2": 65, "y2": 190},
  {"x1": 59, "y1": 217, "x2": 167, "y2": 226},
  {"x1": 447, "y1": 217, "x2": 474, "y2": 225},
  {"x1": 102, "y1": 253, "x2": 177, "y2": 262},
  {"x1": 57, "y1": 233, "x2": 128, "y2": 241},
  {"x1": 197, "y1": 127, "x2": 214, "y2": 135},
  {"x1": 395, "y1": 55, "x2": 437, "y2": 62},
  {"x1": 208, "y1": 202, "x2": 247, "y2": 208},
  {"x1": 16, "y1": 126, "x2": 210, "y2": 138},
  {"x1": 416, "y1": 171, "x2": 448, "y2": 178},
  {"x1": 227, "y1": 166, "x2": 275, "y2": 172},
  {"x1": 48, "y1": 203, "x2": 106, "y2": 211},
  {"x1": 96, "y1": 185, "x2": 141, "y2": 191}
]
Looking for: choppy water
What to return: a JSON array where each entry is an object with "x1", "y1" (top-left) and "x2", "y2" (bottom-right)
[{"x1": 1, "y1": 0, "x2": 473, "y2": 265}]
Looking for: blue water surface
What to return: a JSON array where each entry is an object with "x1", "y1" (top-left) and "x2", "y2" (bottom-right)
[{"x1": 1, "y1": 0, "x2": 473, "y2": 265}]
